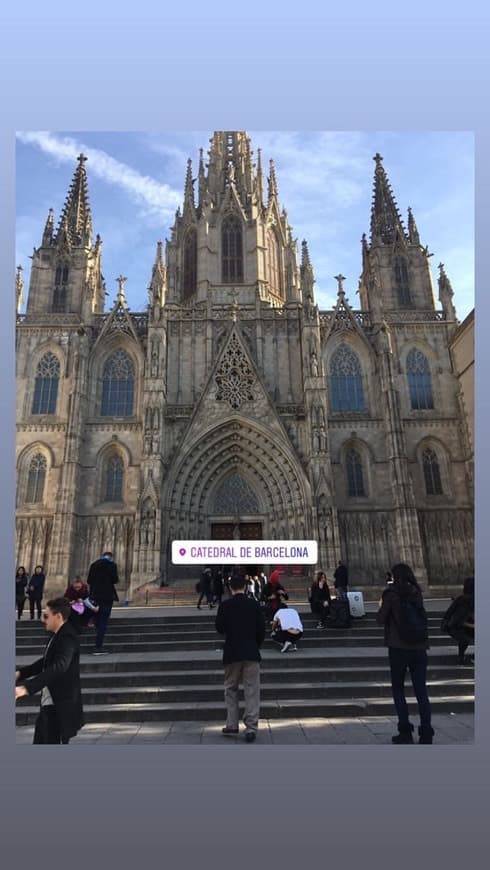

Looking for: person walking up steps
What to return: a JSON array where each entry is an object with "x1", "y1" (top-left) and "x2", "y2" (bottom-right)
[
  {"x1": 87, "y1": 551, "x2": 119, "y2": 655},
  {"x1": 215, "y1": 573, "x2": 265, "y2": 743}
]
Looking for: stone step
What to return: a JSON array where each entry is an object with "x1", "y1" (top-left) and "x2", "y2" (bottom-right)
[
  {"x1": 16, "y1": 677, "x2": 474, "y2": 708},
  {"x1": 15, "y1": 620, "x2": 445, "y2": 641},
  {"x1": 16, "y1": 695, "x2": 474, "y2": 726},
  {"x1": 75, "y1": 663, "x2": 471, "y2": 687},
  {"x1": 16, "y1": 637, "x2": 455, "y2": 657},
  {"x1": 53, "y1": 651, "x2": 465, "y2": 673},
  {"x1": 15, "y1": 612, "x2": 448, "y2": 629}
]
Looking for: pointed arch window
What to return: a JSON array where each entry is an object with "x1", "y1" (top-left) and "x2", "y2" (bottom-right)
[
  {"x1": 346, "y1": 448, "x2": 366, "y2": 497},
  {"x1": 101, "y1": 350, "x2": 135, "y2": 417},
  {"x1": 53, "y1": 263, "x2": 69, "y2": 312},
  {"x1": 26, "y1": 453, "x2": 47, "y2": 503},
  {"x1": 222, "y1": 215, "x2": 243, "y2": 283},
  {"x1": 267, "y1": 229, "x2": 282, "y2": 298},
  {"x1": 105, "y1": 454, "x2": 124, "y2": 501},
  {"x1": 394, "y1": 256, "x2": 411, "y2": 307},
  {"x1": 183, "y1": 227, "x2": 197, "y2": 299},
  {"x1": 330, "y1": 344, "x2": 365, "y2": 412},
  {"x1": 423, "y1": 448, "x2": 443, "y2": 496},
  {"x1": 407, "y1": 348, "x2": 434, "y2": 410},
  {"x1": 32, "y1": 352, "x2": 60, "y2": 415}
]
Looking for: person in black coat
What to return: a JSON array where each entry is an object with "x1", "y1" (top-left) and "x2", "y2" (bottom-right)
[
  {"x1": 376, "y1": 562, "x2": 433, "y2": 745},
  {"x1": 197, "y1": 567, "x2": 213, "y2": 609},
  {"x1": 15, "y1": 596, "x2": 84, "y2": 744},
  {"x1": 15, "y1": 566, "x2": 28, "y2": 619},
  {"x1": 333, "y1": 561, "x2": 348, "y2": 596},
  {"x1": 441, "y1": 576, "x2": 474, "y2": 665},
  {"x1": 215, "y1": 574, "x2": 266, "y2": 742},
  {"x1": 212, "y1": 567, "x2": 224, "y2": 607},
  {"x1": 309, "y1": 570, "x2": 331, "y2": 628},
  {"x1": 87, "y1": 551, "x2": 119, "y2": 654},
  {"x1": 27, "y1": 565, "x2": 46, "y2": 619}
]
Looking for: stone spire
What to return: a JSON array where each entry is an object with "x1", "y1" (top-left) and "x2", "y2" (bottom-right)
[
  {"x1": 370, "y1": 153, "x2": 407, "y2": 246},
  {"x1": 256, "y1": 147, "x2": 264, "y2": 207},
  {"x1": 16, "y1": 265, "x2": 24, "y2": 313},
  {"x1": 148, "y1": 240, "x2": 166, "y2": 306},
  {"x1": 300, "y1": 239, "x2": 314, "y2": 297},
  {"x1": 198, "y1": 147, "x2": 206, "y2": 208},
  {"x1": 55, "y1": 153, "x2": 93, "y2": 247},
  {"x1": 183, "y1": 158, "x2": 196, "y2": 216},
  {"x1": 407, "y1": 206, "x2": 420, "y2": 245},
  {"x1": 438, "y1": 262, "x2": 457, "y2": 320},
  {"x1": 42, "y1": 208, "x2": 54, "y2": 246},
  {"x1": 267, "y1": 158, "x2": 278, "y2": 204}
]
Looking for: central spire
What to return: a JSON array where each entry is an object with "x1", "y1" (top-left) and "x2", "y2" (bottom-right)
[
  {"x1": 55, "y1": 153, "x2": 93, "y2": 247},
  {"x1": 206, "y1": 131, "x2": 255, "y2": 210}
]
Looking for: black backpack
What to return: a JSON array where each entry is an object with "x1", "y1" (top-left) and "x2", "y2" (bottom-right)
[{"x1": 397, "y1": 596, "x2": 428, "y2": 644}]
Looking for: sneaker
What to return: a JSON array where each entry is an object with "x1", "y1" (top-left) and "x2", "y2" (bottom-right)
[
  {"x1": 92, "y1": 648, "x2": 109, "y2": 655},
  {"x1": 316, "y1": 622, "x2": 323, "y2": 629},
  {"x1": 281, "y1": 641, "x2": 292, "y2": 653},
  {"x1": 291, "y1": 644, "x2": 298, "y2": 651},
  {"x1": 418, "y1": 735, "x2": 433, "y2": 744},
  {"x1": 245, "y1": 731, "x2": 256, "y2": 743},
  {"x1": 222, "y1": 726, "x2": 239, "y2": 736}
]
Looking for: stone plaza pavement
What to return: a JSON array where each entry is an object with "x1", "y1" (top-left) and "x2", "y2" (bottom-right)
[{"x1": 15, "y1": 713, "x2": 474, "y2": 745}]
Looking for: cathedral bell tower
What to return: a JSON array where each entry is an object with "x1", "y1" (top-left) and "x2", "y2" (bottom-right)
[
  {"x1": 358, "y1": 154, "x2": 437, "y2": 320},
  {"x1": 26, "y1": 154, "x2": 104, "y2": 321},
  {"x1": 165, "y1": 131, "x2": 302, "y2": 306}
]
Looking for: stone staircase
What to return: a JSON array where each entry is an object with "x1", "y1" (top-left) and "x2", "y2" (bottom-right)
[{"x1": 15, "y1": 610, "x2": 474, "y2": 726}]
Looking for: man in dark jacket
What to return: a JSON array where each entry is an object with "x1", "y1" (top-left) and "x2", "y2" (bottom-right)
[
  {"x1": 215, "y1": 573, "x2": 266, "y2": 742},
  {"x1": 376, "y1": 563, "x2": 433, "y2": 744},
  {"x1": 87, "y1": 551, "x2": 119, "y2": 654},
  {"x1": 333, "y1": 560, "x2": 348, "y2": 596},
  {"x1": 15, "y1": 597, "x2": 84, "y2": 744}
]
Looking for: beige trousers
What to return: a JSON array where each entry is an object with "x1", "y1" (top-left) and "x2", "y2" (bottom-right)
[{"x1": 223, "y1": 661, "x2": 260, "y2": 732}]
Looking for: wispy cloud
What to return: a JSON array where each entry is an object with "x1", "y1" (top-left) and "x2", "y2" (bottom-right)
[{"x1": 16, "y1": 131, "x2": 181, "y2": 222}]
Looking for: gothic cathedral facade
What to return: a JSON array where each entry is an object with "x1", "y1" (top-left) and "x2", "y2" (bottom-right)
[{"x1": 15, "y1": 132, "x2": 474, "y2": 596}]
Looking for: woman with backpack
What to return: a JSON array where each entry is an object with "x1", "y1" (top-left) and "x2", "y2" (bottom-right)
[
  {"x1": 441, "y1": 577, "x2": 474, "y2": 665},
  {"x1": 376, "y1": 562, "x2": 434, "y2": 745}
]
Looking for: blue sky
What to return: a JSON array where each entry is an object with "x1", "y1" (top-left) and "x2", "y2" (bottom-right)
[{"x1": 16, "y1": 131, "x2": 474, "y2": 319}]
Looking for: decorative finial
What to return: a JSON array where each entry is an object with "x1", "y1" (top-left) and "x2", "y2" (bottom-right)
[
  {"x1": 115, "y1": 274, "x2": 127, "y2": 305},
  {"x1": 334, "y1": 274, "x2": 346, "y2": 296},
  {"x1": 373, "y1": 152, "x2": 383, "y2": 165},
  {"x1": 16, "y1": 264, "x2": 24, "y2": 313},
  {"x1": 77, "y1": 153, "x2": 88, "y2": 165}
]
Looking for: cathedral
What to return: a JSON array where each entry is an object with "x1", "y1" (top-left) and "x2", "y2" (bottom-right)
[{"x1": 15, "y1": 131, "x2": 474, "y2": 597}]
